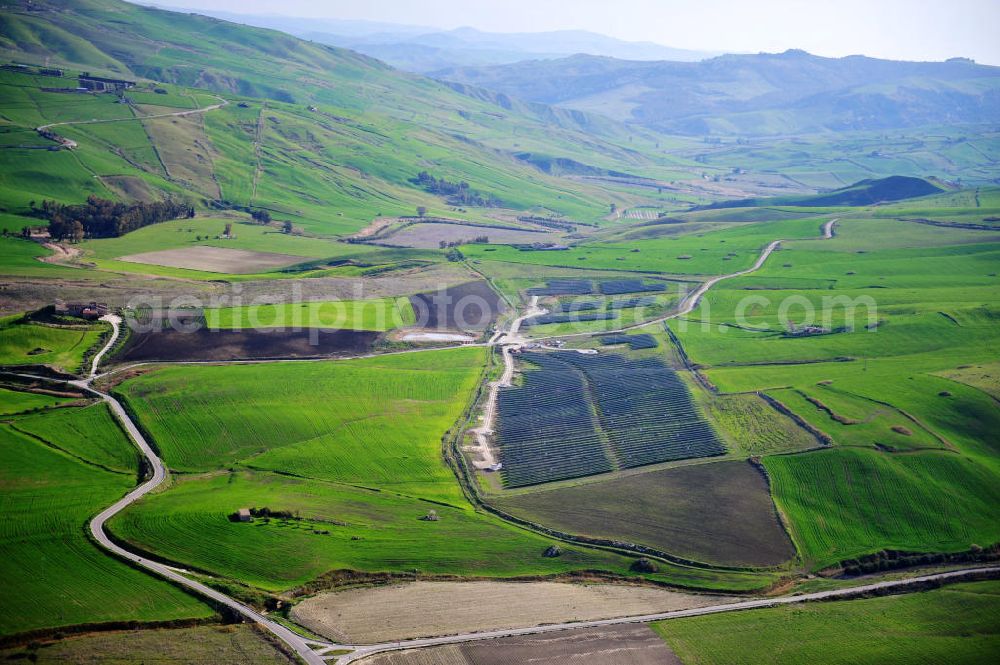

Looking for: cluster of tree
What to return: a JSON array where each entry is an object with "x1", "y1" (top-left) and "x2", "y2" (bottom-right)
[
  {"x1": 840, "y1": 544, "x2": 998, "y2": 577},
  {"x1": 250, "y1": 209, "x2": 271, "y2": 224},
  {"x1": 410, "y1": 171, "x2": 502, "y2": 207},
  {"x1": 39, "y1": 196, "x2": 194, "y2": 241},
  {"x1": 248, "y1": 506, "x2": 298, "y2": 520},
  {"x1": 438, "y1": 235, "x2": 488, "y2": 249}
]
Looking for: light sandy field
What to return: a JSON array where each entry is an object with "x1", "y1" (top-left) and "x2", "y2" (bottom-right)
[
  {"x1": 379, "y1": 222, "x2": 561, "y2": 249},
  {"x1": 291, "y1": 581, "x2": 735, "y2": 644},
  {"x1": 118, "y1": 246, "x2": 306, "y2": 273},
  {"x1": 358, "y1": 624, "x2": 680, "y2": 665}
]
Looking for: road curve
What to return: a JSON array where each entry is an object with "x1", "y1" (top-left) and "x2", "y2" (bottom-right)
[
  {"x1": 73, "y1": 315, "x2": 334, "y2": 665},
  {"x1": 338, "y1": 564, "x2": 999, "y2": 663}
]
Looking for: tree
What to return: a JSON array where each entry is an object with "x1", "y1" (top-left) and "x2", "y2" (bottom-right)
[
  {"x1": 610, "y1": 203, "x2": 618, "y2": 214},
  {"x1": 416, "y1": 206, "x2": 427, "y2": 218},
  {"x1": 439, "y1": 240, "x2": 447, "y2": 249},
  {"x1": 282, "y1": 221, "x2": 293, "y2": 234},
  {"x1": 251, "y1": 209, "x2": 271, "y2": 224},
  {"x1": 70, "y1": 220, "x2": 84, "y2": 243}
]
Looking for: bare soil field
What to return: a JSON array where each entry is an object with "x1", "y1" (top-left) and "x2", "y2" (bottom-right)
[
  {"x1": 290, "y1": 581, "x2": 734, "y2": 644},
  {"x1": 409, "y1": 280, "x2": 506, "y2": 331},
  {"x1": 118, "y1": 327, "x2": 378, "y2": 362},
  {"x1": 118, "y1": 246, "x2": 307, "y2": 274},
  {"x1": 496, "y1": 460, "x2": 795, "y2": 567},
  {"x1": 0, "y1": 625, "x2": 296, "y2": 664},
  {"x1": 359, "y1": 624, "x2": 681, "y2": 665},
  {"x1": 380, "y1": 222, "x2": 560, "y2": 249}
]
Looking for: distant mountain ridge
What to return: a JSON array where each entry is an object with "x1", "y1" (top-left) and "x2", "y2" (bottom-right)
[
  {"x1": 435, "y1": 50, "x2": 1000, "y2": 135},
  {"x1": 150, "y1": 7, "x2": 716, "y2": 72}
]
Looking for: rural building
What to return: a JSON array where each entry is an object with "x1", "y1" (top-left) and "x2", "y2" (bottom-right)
[
  {"x1": 55, "y1": 300, "x2": 109, "y2": 320},
  {"x1": 236, "y1": 508, "x2": 252, "y2": 522},
  {"x1": 78, "y1": 75, "x2": 135, "y2": 92}
]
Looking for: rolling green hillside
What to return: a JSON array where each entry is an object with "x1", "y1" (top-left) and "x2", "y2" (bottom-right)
[{"x1": 0, "y1": 0, "x2": 695, "y2": 238}]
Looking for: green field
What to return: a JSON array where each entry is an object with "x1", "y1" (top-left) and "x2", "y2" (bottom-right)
[
  {"x1": 0, "y1": 406, "x2": 213, "y2": 637},
  {"x1": 764, "y1": 448, "x2": 1000, "y2": 569},
  {"x1": 465, "y1": 217, "x2": 826, "y2": 276},
  {"x1": 205, "y1": 296, "x2": 416, "y2": 331},
  {"x1": 13, "y1": 401, "x2": 139, "y2": 473},
  {"x1": 116, "y1": 349, "x2": 488, "y2": 497},
  {"x1": 0, "y1": 315, "x2": 105, "y2": 373},
  {"x1": 655, "y1": 580, "x2": 1000, "y2": 664},
  {"x1": 0, "y1": 387, "x2": 69, "y2": 414}
]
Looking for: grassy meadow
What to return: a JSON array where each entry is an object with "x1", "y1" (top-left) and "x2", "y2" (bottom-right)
[
  {"x1": 654, "y1": 580, "x2": 1000, "y2": 665},
  {"x1": 116, "y1": 348, "x2": 487, "y2": 497}
]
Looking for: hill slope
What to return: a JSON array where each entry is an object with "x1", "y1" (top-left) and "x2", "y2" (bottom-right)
[
  {"x1": 699, "y1": 176, "x2": 949, "y2": 209},
  {"x1": 434, "y1": 50, "x2": 1000, "y2": 135},
  {"x1": 0, "y1": 0, "x2": 689, "y2": 232}
]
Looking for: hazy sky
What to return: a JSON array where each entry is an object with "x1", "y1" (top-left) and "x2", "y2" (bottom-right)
[{"x1": 157, "y1": 0, "x2": 1000, "y2": 64}]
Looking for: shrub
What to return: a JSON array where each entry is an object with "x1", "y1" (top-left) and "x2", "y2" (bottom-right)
[{"x1": 631, "y1": 557, "x2": 659, "y2": 573}]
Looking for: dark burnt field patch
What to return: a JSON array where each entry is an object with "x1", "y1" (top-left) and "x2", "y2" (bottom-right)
[
  {"x1": 118, "y1": 328, "x2": 379, "y2": 362},
  {"x1": 496, "y1": 460, "x2": 795, "y2": 568},
  {"x1": 409, "y1": 280, "x2": 506, "y2": 331}
]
